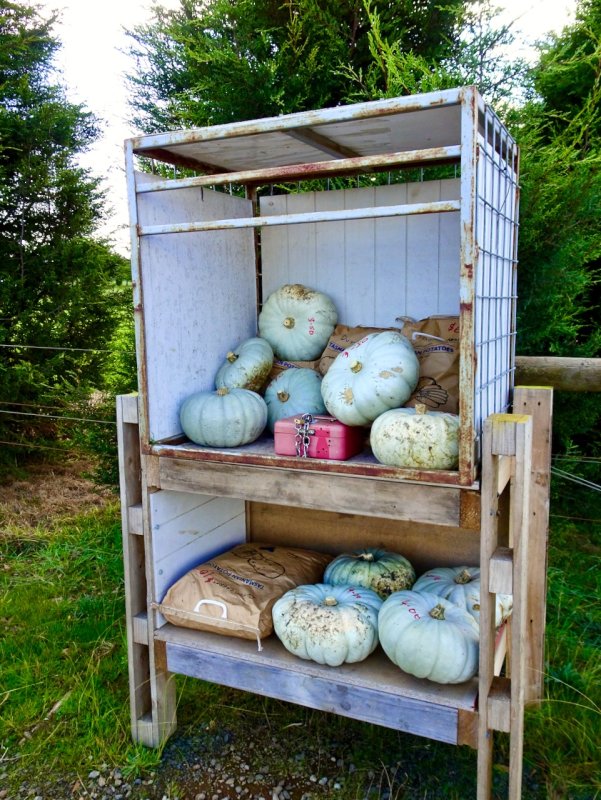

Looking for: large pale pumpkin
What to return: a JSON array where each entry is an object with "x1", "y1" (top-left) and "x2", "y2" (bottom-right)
[
  {"x1": 370, "y1": 403, "x2": 460, "y2": 470},
  {"x1": 215, "y1": 336, "x2": 274, "y2": 393},
  {"x1": 320, "y1": 331, "x2": 419, "y2": 426},
  {"x1": 412, "y1": 566, "x2": 513, "y2": 628},
  {"x1": 378, "y1": 590, "x2": 480, "y2": 684},
  {"x1": 258, "y1": 284, "x2": 338, "y2": 361},
  {"x1": 179, "y1": 386, "x2": 267, "y2": 447},
  {"x1": 272, "y1": 583, "x2": 383, "y2": 666},
  {"x1": 263, "y1": 367, "x2": 326, "y2": 432},
  {"x1": 324, "y1": 547, "x2": 415, "y2": 599}
]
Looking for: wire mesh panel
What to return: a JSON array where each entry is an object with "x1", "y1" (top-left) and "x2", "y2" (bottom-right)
[{"x1": 473, "y1": 101, "x2": 520, "y2": 450}]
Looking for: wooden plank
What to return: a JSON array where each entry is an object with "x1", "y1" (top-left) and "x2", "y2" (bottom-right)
[
  {"x1": 477, "y1": 417, "x2": 502, "y2": 800},
  {"x1": 121, "y1": 394, "x2": 139, "y2": 424},
  {"x1": 507, "y1": 414, "x2": 533, "y2": 800},
  {"x1": 127, "y1": 503, "x2": 143, "y2": 535},
  {"x1": 158, "y1": 458, "x2": 463, "y2": 526},
  {"x1": 156, "y1": 625, "x2": 478, "y2": 745},
  {"x1": 513, "y1": 387, "x2": 553, "y2": 703},
  {"x1": 487, "y1": 676, "x2": 511, "y2": 733},
  {"x1": 515, "y1": 356, "x2": 601, "y2": 392},
  {"x1": 247, "y1": 502, "x2": 480, "y2": 574},
  {"x1": 116, "y1": 395, "x2": 152, "y2": 741},
  {"x1": 489, "y1": 546, "x2": 513, "y2": 595},
  {"x1": 496, "y1": 454, "x2": 513, "y2": 495},
  {"x1": 133, "y1": 612, "x2": 149, "y2": 645}
]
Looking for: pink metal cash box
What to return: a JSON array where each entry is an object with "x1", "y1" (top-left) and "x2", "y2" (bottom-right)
[{"x1": 274, "y1": 414, "x2": 364, "y2": 460}]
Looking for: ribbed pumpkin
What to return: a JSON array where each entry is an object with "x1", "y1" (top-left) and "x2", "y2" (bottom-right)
[
  {"x1": 179, "y1": 387, "x2": 267, "y2": 447},
  {"x1": 320, "y1": 331, "x2": 419, "y2": 426},
  {"x1": 264, "y1": 367, "x2": 326, "y2": 432},
  {"x1": 324, "y1": 548, "x2": 415, "y2": 599},
  {"x1": 272, "y1": 583, "x2": 383, "y2": 666},
  {"x1": 258, "y1": 284, "x2": 338, "y2": 361},
  {"x1": 412, "y1": 566, "x2": 513, "y2": 628},
  {"x1": 370, "y1": 403, "x2": 460, "y2": 470},
  {"x1": 378, "y1": 590, "x2": 480, "y2": 684},
  {"x1": 215, "y1": 336, "x2": 273, "y2": 393}
]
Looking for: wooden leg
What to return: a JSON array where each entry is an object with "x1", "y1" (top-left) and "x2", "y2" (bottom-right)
[
  {"x1": 117, "y1": 394, "x2": 177, "y2": 747},
  {"x1": 117, "y1": 395, "x2": 153, "y2": 742}
]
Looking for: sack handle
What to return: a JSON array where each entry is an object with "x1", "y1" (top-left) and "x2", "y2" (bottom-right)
[{"x1": 193, "y1": 599, "x2": 228, "y2": 619}]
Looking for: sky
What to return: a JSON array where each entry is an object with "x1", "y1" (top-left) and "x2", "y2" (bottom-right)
[{"x1": 43, "y1": 0, "x2": 578, "y2": 256}]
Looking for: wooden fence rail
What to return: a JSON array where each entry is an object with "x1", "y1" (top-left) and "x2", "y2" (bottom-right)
[{"x1": 515, "y1": 356, "x2": 601, "y2": 393}]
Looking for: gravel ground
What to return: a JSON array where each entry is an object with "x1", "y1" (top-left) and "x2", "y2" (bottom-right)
[{"x1": 0, "y1": 726, "x2": 385, "y2": 800}]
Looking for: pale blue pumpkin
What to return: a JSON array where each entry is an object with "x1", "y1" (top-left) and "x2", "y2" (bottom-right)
[
  {"x1": 378, "y1": 590, "x2": 480, "y2": 684},
  {"x1": 215, "y1": 336, "x2": 274, "y2": 393},
  {"x1": 324, "y1": 547, "x2": 415, "y2": 599},
  {"x1": 264, "y1": 367, "x2": 326, "y2": 432},
  {"x1": 412, "y1": 566, "x2": 513, "y2": 628},
  {"x1": 179, "y1": 386, "x2": 267, "y2": 447},
  {"x1": 272, "y1": 583, "x2": 383, "y2": 666},
  {"x1": 258, "y1": 283, "x2": 338, "y2": 361},
  {"x1": 320, "y1": 330, "x2": 419, "y2": 426}
]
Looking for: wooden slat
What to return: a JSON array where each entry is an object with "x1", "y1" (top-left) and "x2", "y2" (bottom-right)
[
  {"x1": 513, "y1": 387, "x2": 553, "y2": 704},
  {"x1": 248, "y1": 502, "x2": 480, "y2": 574},
  {"x1": 158, "y1": 458, "x2": 463, "y2": 527},
  {"x1": 133, "y1": 612, "x2": 148, "y2": 645},
  {"x1": 120, "y1": 393, "x2": 139, "y2": 424}
]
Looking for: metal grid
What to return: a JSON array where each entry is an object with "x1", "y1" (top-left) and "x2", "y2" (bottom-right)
[{"x1": 473, "y1": 105, "x2": 520, "y2": 445}]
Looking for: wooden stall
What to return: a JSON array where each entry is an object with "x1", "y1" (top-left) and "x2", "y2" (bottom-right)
[{"x1": 118, "y1": 87, "x2": 553, "y2": 800}]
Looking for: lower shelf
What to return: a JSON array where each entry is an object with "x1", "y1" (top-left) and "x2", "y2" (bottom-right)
[{"x1": 155, "y1": 624, "x2": 479, "y2": 747}]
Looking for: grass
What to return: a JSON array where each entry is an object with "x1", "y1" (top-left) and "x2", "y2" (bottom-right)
[{"x1": 0, "y1": 470, "x2": 599, "y2": 799}]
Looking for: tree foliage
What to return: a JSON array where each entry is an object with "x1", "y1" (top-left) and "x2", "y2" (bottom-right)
[
  {"x1": 126, "y1": 0, "x2": 466, "y2": 131},
  {"x1": 510, "y1": 0, "x2": 601, "y2": 451},
  {"x1": 0, "y1": 1, "x2": 131, "y2": 459}
]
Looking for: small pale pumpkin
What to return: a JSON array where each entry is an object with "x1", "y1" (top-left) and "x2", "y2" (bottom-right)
[
  {"x1": 179, "y1": 386, "x2": 267, "y2": 448},
  {"x1": 258, "y1": 284, "x2": 338, "y2": 361},
  {"x1": 215, "y1": 336, "x2": 273, "y2": 393},
  {"x1": 412, "y1": 566, "x2": 513, "y2": 628},
  {"x1": 324, "y1": 547, "x2": 415, "y2": 599},
  {"x1": 263, "y1": 367, "x2": 326, "y2": 432},
  {"x1": 370, "y1": 403, "x2": 460, "y2": 470},
  {"x1": 378, "y1": 590, "x2": 480, "y2": 684},
  {"x1": 320, "y1": 331, "x2": 419, "y2": 426},
  {"x1": 272, "y1": 583, "x2": 383, "y2": 666}
]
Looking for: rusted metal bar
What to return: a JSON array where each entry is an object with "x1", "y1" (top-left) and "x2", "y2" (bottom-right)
[
  {"x1": 138, "y1": 199, "x2": 461, "y2": 237},
  {"x1": 515, "y1": 356, "x2": 601, "y2": 392},
  {"x1": 130, "y1": 87, "x2": 465, "y2": 152},
  {"x1": 135, "y1": 146, "x2": 462, "y2": 194}
]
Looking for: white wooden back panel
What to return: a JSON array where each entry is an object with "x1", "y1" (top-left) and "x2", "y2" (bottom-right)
[
  {"x1": 260, "y1": 179, "x2": 460, "y2": 327},
  {"x1": 135, "y1": 177, "x2": 256, "y2": 442},
  {"x1": 150, "y1": 490, "x2": 246, "y2": 603}
]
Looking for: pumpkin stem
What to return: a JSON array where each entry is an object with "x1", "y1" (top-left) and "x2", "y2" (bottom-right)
[
  {"x1": 350, "y1": 360, "x2": 363, "y2": 374},
  {"x1": 283, "y1": 317, "x2": 295, "y2": 329},
  {"x1": 429, "y1": 603, "x2": 446, "y2": 620},
  {"x1": 454, "y1": 568, "x2": 474, "y2": 584},
  {"x1": 277, "y1": 390, "x2": 290, "y2": 403},
  {"x1": 358, "y1": 552, "x2": 375, "y2": 562},
  {"x1": 415, "y1": 403, "x2": 428, "y2": 415},
  {"x1": 323, "y1": 596, "x2": 338, "y2": 606},
  {"x1": 216, "y1": 387, "x2": 230, "y2": 397},
  {"x1": 226, "y1": 351, "x2": 238, "y2": 363}
]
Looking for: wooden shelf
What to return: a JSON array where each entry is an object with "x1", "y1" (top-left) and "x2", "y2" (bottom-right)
[{"x1": 155, "y1": 623, "x2": 479, "y2": 746}]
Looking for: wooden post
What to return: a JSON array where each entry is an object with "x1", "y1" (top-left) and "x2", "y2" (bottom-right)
[
  {"x1": 477, "y1": 411, "x2": 534, "y2": 800},
  {"x1": 116, "y1": 395, "x2": 152, "y2": 742},
  {"x1": 513, "y1": 387, "x2": 553, "y2": 703},
  {"x1": 117, "y1": 394, "x2": 177, "y2": 747},
  {"x1": 514, "y1": 356, "x2": 601, "y2": 392}
]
